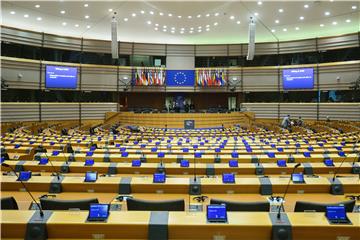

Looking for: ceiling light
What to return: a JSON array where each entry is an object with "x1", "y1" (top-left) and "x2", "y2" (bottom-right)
[
  {"x1": 206, "y1": 25, "x2": 210, "y2": 28},
  {"x1": 150, "y1": 11, "x2": 154, "y2": 15},
  {"x1": 84, "y1": 3, "x2": 88, "y2": 7},
  {"x1": 325, "y1": 11, "x2": 330, "y2": 16},
  {"x1": 24, "y1": 14, "x2": 29, "y2": 18},
  {"x1": 132, "y1": 13, "x2": 136, "y2": 17},
  {"x1": 236, "y1": 21, "x2": 241, "y2": 24},
  {"x1": 168, "y1": 13, "x2": 172, "y2": 17},
  {"x1": 190, "y1": 27, "x2": 194, "y2": 30},
  {"x1": 254, "y1": 12, "x2": 259, "y2": 16},
  {"x1": 214, "y1": 22, "x2": 218, "y2": 26},
  {"x1": 163, "y1": 25, "x2": 167, "y2": 28},
  {"x1": 140, "y1": 10, "x2": 145, "y2": 14},
  {"x1": 188, "y1": 16, "x2": 192, "y2": 19},
  {"x1": 36, "y1": 17, "x2": 42, "y2": 21},
  {"x1": 198, "y1": 29, "x2": 202, "y2": 32},
  {"x1": 178, "y1": 15, "x2": 182, "y2": 18},
  {"x1": 283, "y1": 28, "x2": 287, "y2": 32},
  {"x1": 163, "y1": 29, "x2": 167, "y2": 32},
  {"x1": 60, "y1": 10, "x2": 65, "y2": 14},
  {"x1": 108, "y1": 9, "x2": 113, "y2": 12},
  {"x1": 230, "y1": 16, "x2": 235, "y2": 20},
  {"x1": 295, "y1": 27, "x2": 300, "y2": 30},
  {"x1": 85, "y1": 15, "x2": 89, "y2": 19},
  {"x1": 62, "y1": 22, "x2": 67, "y2": 26},
  {"x1": 181, "y1": 27, "x2": 185, "y2": 30},
  {"x1": 257, "y1": 1, "x2": 262, "y2": 5},
  {"x1": 189, "y1": 31, "x2": 193, "y2": 33},
  {"x1": 304, "y1": 4, "x2": 309, "y2": 8},
  {"x1": 124, "y1": 18, "x2": 128, "y2": 21},
  {"x1": 346, "y1": 19, "x2": 351, "y2": 23},
  {"x1": 155, "y1": 23, "x2": 159, "y2": 26},
  {"x1": 329, "y1": 0, "x2": 334, "y2": 2},
  {"x1": 86, "y1": 25, "x2": 91, "y2": 29},
  {"x1": 35, "y1": 4, "x2": 40, "y2": 8},
  {"x1": 278, "y1": 9, "x2": 284, "y2": 13},
  {"x1": 154, "y1": 27, "x2": 158, "y2": 31},
  {"x1": 206, "y1": 28, "x2": 210, "y2": 31},
  {"x1": 147, "y1": 21, "x2": 152, "y2": 25},
  {"x1": 75, "y1": 24, "x2": 79, "y2": 27},
  {"x1": 10, "y1": 11, "x2": 15, "y2": 14},
  {"x1": 332, "y1": 21, "x2": 337, "y2": 25},
  {"x1": 214, "y1": 13, "x2": 219, "y2": 16},
  {"x1": 171, "y1": 27, "x2": 175, "y2": 30},
  {"x1": 320, "y1": 24, "x2": 324, "y2": 27},
  {"x1": 352, "y1": 6, "x2": 357, "y2": 10},
  {"x1": 275, "y1": 20, "x2": 279, "y2": 24},
  {"x1": 299, "y1": 16, "x2": 304, "y2": 20},
  {"x1": 180, "y1": 31, "x2": 184, "y2": 34},
  {"x1": 197, "y1": 14, "x2": 201, "y2": 18},
  {"x1": 159, "y1": 12, "x2": 164, "y2": 16},
  {"x1": 171, "y1": 30, "x2": 175, "y2": 34},
  {"x1": 206, "y1": 14, "x2": 210, "y2": 17},
  {"x1": 198, "y1": 26, "x2": 202, "y2": 28},
  {"x1": 271, "y1": 29, "x2": 276, "y2": 33}
]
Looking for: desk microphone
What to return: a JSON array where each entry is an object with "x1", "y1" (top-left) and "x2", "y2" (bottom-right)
[
  {"x1": 2, "y1": 163, "x2": 44, "y2": 217},
  {"x1": 42, "y1": 150, "x2": 61, "y2": 181},
  {"x1": 351, "y1": 139, "x2": 360, "y2": 173},
  {"x1": 277, "y1": 163, "x2": 301, "y2": 220},
  {"x1": 193, "y1": 149, "x2": 197, "y2": 182},
  {"x1": 331, "y1": 140, "x2": 357, "y2": 182}
]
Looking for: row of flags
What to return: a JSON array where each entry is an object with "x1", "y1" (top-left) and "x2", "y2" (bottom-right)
[
  {"x1": 132, "y1": 68, "x2": 166, "y2": 86},
  {"x1": 196, "y1": 69, "x2": 228, "y2": 87}
]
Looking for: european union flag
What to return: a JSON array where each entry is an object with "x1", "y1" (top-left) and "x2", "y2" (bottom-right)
[{"x1": 166, "y1": 70, "x2": 195, "y2": 86}]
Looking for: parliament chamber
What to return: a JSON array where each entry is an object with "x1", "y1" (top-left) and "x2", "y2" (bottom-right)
[{"x1": 1, "y1": 1, "x2": 360, "y2": 240}]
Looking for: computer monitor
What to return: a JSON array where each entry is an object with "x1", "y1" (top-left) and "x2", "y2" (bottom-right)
[
  {"x1": 222, "y1": 173, "x2": 235, "y2": 184},
  {"x1": 180, "y1": 159, "x2": 189, "y2": 168},
  {"x1": 324, "y1": 159, "x2": 334, "y2": 167},
  {"x1": 14, "y1": 144, "x2": 21, "y2": 149},
  {"x1": 86, "y1": 151, "x2": 94, "y2": 157},
  {"x1": 338, "y1": 151, "x2": 346, "y2": 157},
  {"x1": 39, "y1": 158, "x2": 49, "y2": 165},
  {"x1": 326, "y1": 205, "x2": 351, "y2": 224},
  {"x1": 85, "y1": 171, "x2": 98, "y2": 182},
  {"x1": 52, "y1": 150, "x2": 60, "y2": 156},
  {"x1": 158, "y1": 152, "x2": 165, "y2": 158},
  {"x1": 132, "y1": 159, "x2": 141, "y2": 167},
  {"x1": 292, "y1": 173, "x2": 305, "y2": 183},
  {"x1": 17, "y1": 171, "x2": 32, "y2": 181},
  {"x1": 267, "y1": 152, "x2": 275, "y2": 158},
  {"x1": 151, "y1": 147, "x2": 157, "y2": 152},
  {"x1": 231, "y1": 152, "x2": 239, "y2": 158},
  {"x1": 277, "y1": 159, "x2": 287, "y2": 167},
  {"x1": 121, "y1": 152, "x2": 129, "y2": 157},
  {"x1": 228, "y1": 160, "x2": 238, "y2": 168},
  {"x1": 194, "y1": 152, "x2": 202, "y2": 158},
  {"x1": 207, "y1": 204, "x2": 228, "y2": 223},
  {"x1": 183, "y1": 148, "x2": 189, "y2": 153},
  {"x1": 153, "y1": 173, "x2": 166, "y2": 183},
  {"x1": 87, "y1": 204, "x2": 109, "y2": 222},
  {"x1": 303, "y1": 152, "x2": 311, "y2": 158},
  {"x1": 89, "y1": 146, "x2": 96, "y2": 151},
  {"x1": 84, "y1": 159, "x2": 94, "y2": 166}
]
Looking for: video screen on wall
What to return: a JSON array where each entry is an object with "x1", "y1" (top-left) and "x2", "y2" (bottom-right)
[
  {"x1": 282, "y1": 68, "x2": 314, "y2": 89},
  {"x1": 45, "y1": 65, "x2": 78, "y2": 89}
]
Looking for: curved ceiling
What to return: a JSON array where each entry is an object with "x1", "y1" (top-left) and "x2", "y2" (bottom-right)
[{"x1": 2, "y1": 1, "x2": 359, "y2": 44}]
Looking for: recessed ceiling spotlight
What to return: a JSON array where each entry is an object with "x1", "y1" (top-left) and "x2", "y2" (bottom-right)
[
  {"x1": 275, "y1": 19, "x2": 279, "y2": 24},
  {"x1": 214, "y1": 22, "x2": 218, "y2": 26},
  {"x1": 352, "y1": 6, "x2": 357, "y2": 10},
  {"x1": 24, "y1": 14, "x2": 29, "y2": 18},
  {"x1": 132, "y1": 13, "x2": 136, "y2": 17},
  {"x1": 147, "y1": 21, "x2": 152, "y2": 25},
  {"x1": 283, "y1": 28, "x2": 287, "y2": 32},
  {"x1": 198, "y1": 29, "x2": 202, "y2": 32},
  {"x1": 60, "y1": 10, "x2": 65, "y2": 14},
  {"x1": 206, "y1": 13, "x2": 210, "y2": 17},
  {"x1": 108, "y1": 9, "x2": 113, "y2": 12},
  {"x1": 124, "y1": 18, "x2": 128, "y2": 21},
  {"x1": 86, "y1": 25, "x2": 91, "y2": 29},
  {"x1": 254, "y1": 12, "x2": 259, "y2": 16},
  {"x1": 168, "y1": 13, "x2": 172, "y2": 17},
  {"x1": 190, "y1": 27, "x2": 194, "y2": 30},
  {"x1": 171, "y1": 27, "x2": 175, "y2": 30},
  {"x1": 324, "y1": 11, "x2": 330, "y2": 16},
  {"x1": 206, "y1": 28, "x2": 210, "y2": 31},
  {"x1": 271, "y1": 29, "x2": 276, "y2": 32},
  {"x1": 140, "y1": 10, "x2": 145, "y2": 14},
  {"x1": 299, "y1": 16, "x2": 304, "y2": 20},
  {"x1": 304, "y1": 4, "x2": 309, "y2": 8},
  {"x1": 36, "y1": 17, "x2": 42, "y2": 21},
  {"x1": 84, "y1": 3, "x2": 88, "y2": 7},
  {"x1": 155, "y1": 23, "x2": 159, "y2": 26},
  {"x1": 346, "y1": 19, "x2": 351, "y2": 23},
  {"x1": 171, "y1": 30, "x2": 175, "y2": 34},
  {"x1": 329, "y1": 0, "x2": 334, "y2": 2},
  {"x1": 85, "y1": 15, "x2": 89, "y2": 19},
  {"x1": 230, "y1": 16, "x2": 235, "y2": 20},
  {"x1": 257, "y1": 1, "x2": 262, "y2": 5},
  {"x1": 206, "y1": 25, "x2": 210, "y2": 28},
  {"x1": 197, "y1": 14, "x2": 201, "y2": 18},
  {"x1": 154, "y1": 27, "x2": 158, "y2": 31},
  {"x1": 189, "y1": 30, "x2": 193, "y2": 33},
  {"x1": 180, "y1": 31, "x2": 184, "y2": 34},
  {"x1": 198, "y1": 26, "x2": 202, "y2": 28},
  {"x1": 214, "y1": 13, "x2": 219, "y2": 16},
  {"x1": 35, "y1": 4, "x2": 40, "y2": 8},
  {"x1": 332, "y1": 21, "x2": 337, "y2": 25},
  {"x1": 62, "y1": 22, "x2": 67, "y2": 26},
  {"x1": 163, "y1": 29, "x2": 167, "y2": 32},
  {"x1": 75, "y1": 24, "x2": 79, "y2": 27},
  {"x1": 278, "y1": 9, "x2": 284, "y2": 13},
  {"x1": 10, "y1": 11, "x2": 15, "y2": 14},
  {"x1": 181, "y1": 27, "x2": 185, "y2": 30},
  {"x1": 188, "y1": 16, "x2": 192, "y2": 19},
  {"x1": 320, "y1": 24, "x2": 324, "y2": 27},
  {"x1": 159, "y1": 12, "x2": 164, "y2": 16},
  {"x1": 236, "y1": 21, "x2": 241, "y2": 24},
  {"x1": 149, "y1": 11, "x2": 154, "y2": 15},
  {"x1": 163, "y1": 25, "x2": 167, "y2": 28},
  {"x1": 295, "y1": 27, "x2": 300, "y2": 30}
]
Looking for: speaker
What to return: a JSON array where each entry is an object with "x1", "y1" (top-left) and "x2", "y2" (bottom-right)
[
  {"x1": 246, "y1": 17, "x2": 256, "y2": 61},
  {"x1": 111, "y1": 15, "x2": 118, "y2": 59}
]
